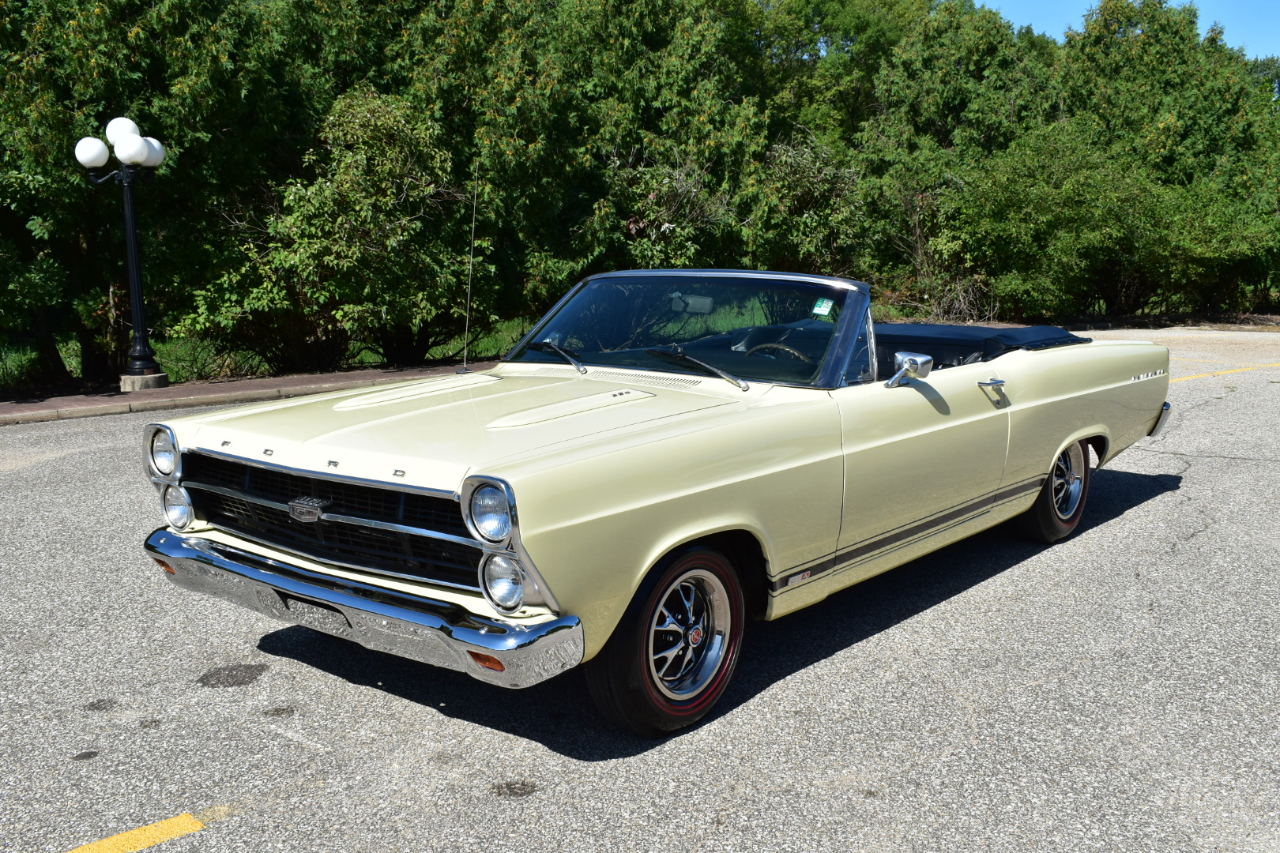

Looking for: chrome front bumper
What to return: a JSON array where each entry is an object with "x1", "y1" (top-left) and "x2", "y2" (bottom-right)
[{"x1": 145, "y1": 529, "x2": 583, "y2": 689}]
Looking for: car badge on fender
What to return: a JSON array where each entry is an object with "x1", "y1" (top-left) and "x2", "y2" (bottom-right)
[{"x1": 288, "y1": 496, "x2": 331, "y2": 523}]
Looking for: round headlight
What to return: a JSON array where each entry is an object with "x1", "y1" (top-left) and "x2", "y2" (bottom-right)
[
  {"x1": 151, "y1": 429, "x2": 176, "y2": 475},
  {"x1": 470, "y1": 485, "x2": 512, "y2": 542},
  {"x1": 482, "y1": 554, "x2": 525, "y2": 612},
  {"x1": 163, "y1": 485, "x2": 193, "y2": 530}
]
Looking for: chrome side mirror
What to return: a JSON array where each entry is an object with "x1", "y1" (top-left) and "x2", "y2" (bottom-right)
[{"x1": 884, "y1": 352, "x2": 933, "y2": 388}]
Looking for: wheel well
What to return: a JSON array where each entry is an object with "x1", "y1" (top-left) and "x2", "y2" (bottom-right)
[
  {"x1": 687, "y1": 530, "x2": 769, "y2": 620},
  {"x1": 1084, "y1": 435, "x2": 1109, "y2": 467}
]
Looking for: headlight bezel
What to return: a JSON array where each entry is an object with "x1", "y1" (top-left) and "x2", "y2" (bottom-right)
[
  {"x1": 460, "y1": 475, "x2": 562, "y2": 615},
  {"x1": 461, "y1": 478, "x2": 517, "y2": 547},
  {"x1": 143, "y1": 424, "x2": 182, "y2": 481},
  {"x1": 151, "y1": 429, "x2": 177, "y2": 475},
  {"x1": 480, "y1": 553, "x2": 526, "y2": 614}
]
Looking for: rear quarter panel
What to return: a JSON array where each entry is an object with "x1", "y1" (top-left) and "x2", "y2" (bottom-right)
[{"x1": 999, "y1": 341, "x2": 1170, "y2": 488}]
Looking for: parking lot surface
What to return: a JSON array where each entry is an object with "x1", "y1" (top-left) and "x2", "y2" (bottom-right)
[{"x1": 1, "y1": 327, "x2": 1277, "y2": 852}]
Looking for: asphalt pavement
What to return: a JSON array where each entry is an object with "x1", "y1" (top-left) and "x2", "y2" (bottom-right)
[{"x1": 0, "y1": 328, "x2": 1277, "y2": 852}]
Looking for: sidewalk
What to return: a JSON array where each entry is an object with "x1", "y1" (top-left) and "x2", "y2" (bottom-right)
[{"x1": 0, "y1": 361, "x2": 498, "y2": 427}]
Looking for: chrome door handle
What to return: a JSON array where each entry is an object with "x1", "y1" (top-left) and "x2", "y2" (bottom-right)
[{"x1": 977, "y1": 378, "x2": 1005, "y2": 387}]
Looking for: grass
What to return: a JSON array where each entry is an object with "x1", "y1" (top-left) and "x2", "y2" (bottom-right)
[
  {"x1": 423, "y1": 317, "x2": 534, "y2": 362},
  {"x1": 0, "y1": 344, "x2": 38, "y2": 390},
  {"x1": 153, "y1": 338, "x2": 269, "y2": 384}
]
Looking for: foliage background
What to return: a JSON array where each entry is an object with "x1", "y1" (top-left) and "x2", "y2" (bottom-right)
[{"x1": 1, "y1": 0, "x2": 1277, "y2": 389}]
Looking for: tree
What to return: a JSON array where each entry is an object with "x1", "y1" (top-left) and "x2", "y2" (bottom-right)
[
  {"x1": 0, "y1": 0, "x2": 371, "y2": 382},
  {"x1": 183, "y1": 89, "x2": 478, "y2": 371},
  {"x1": 853, "y1": 0, "x2": 1057, "y2": 308}
]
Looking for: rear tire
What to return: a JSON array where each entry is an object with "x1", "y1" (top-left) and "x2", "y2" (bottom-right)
[
  {"x1": 585, "y1": 546, "x2": 745, "y2": 736},
  {"x1": 1020, "y1": 439, "x2": 1091, "y2": 543}
]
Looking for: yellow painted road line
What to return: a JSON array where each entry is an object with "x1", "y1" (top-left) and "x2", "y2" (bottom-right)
[
  {"x1": 1172, "y1": 362, "x2": 1280, "y2": 383},
  {"x1": 65, "y1": 814, "x2": 204, "y2": 853},
  {"x1": 1170, "y1": 357, "x2": 1268, "y2": 366}
]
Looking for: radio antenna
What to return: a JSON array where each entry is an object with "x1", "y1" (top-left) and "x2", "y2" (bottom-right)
[{"x1": 459, "y1": 159, "x2": 479, "y2": 374}]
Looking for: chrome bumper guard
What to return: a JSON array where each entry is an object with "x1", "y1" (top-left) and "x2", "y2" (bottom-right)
[
  {"x1": 145, "y1": 529, "x2": 583, "y2": 689},
  {"x1": 1148, "y1": 401, "x2": 1173, "y2": 437}
]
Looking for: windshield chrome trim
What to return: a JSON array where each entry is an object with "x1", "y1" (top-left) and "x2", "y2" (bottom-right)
[
  {"x1": 588, "y1": 268, "x2": 870, "y2": 292},
  {"x1": 185, "y1": 448, "x2": 460, "y2": 502}
]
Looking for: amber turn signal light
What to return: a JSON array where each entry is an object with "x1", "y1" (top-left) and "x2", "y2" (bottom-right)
[
  {"x1": 154, "y1": 558, "x2": 176, "y2": 574},
  {"x1": 467, "y1": 651, "x2": 505, "y2": 672}
]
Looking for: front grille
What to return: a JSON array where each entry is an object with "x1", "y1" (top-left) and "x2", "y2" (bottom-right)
[
  {"x1": 183, "y1": 453, "x2": 480, "y2": 589},
  {"x1": 184, "y1": 453, "x2": 469, "y2": 537}
]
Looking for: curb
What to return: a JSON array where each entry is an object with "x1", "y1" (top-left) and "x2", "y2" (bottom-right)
[{"x1": 0, "y1": 362, "x2": 497, "y2": 427}]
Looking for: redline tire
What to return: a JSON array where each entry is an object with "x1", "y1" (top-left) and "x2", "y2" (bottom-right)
[{"x1": 585, "y1": 546, "x2": 745, "y2": 736}]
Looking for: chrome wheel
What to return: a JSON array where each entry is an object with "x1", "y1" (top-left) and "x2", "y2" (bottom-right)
[
  {"x1": 1051, "y1": 442, "x2": 1086, "y2": 521},
  {"x1": 585, "y1": 546, "x2": 744, "y2": 735},
  {"x1": 647, "y1": 568, "x2": 731, "y2": 701}
]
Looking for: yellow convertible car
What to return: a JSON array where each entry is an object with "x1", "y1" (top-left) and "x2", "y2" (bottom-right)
[{"x1": 142, "y1": 270, "x2": 1171, "y2": 734}]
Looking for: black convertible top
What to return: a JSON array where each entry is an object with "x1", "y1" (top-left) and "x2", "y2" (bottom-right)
[{"x1": 873, "y1": 323, "x2": 1091, "y2": 361}]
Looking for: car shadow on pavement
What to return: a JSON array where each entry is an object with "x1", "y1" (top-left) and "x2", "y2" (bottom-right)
[{"x1": 257, "y1": 467, "x2": 1180, "y2": 761}]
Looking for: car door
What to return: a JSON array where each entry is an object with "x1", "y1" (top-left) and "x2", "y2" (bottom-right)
[{"x1": 831, "y1": 361, "x2": 1010, "y2": 583}]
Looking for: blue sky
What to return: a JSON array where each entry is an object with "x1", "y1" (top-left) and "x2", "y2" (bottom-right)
[{"x1": 985, "y1": 0, "x2": 1279, "y2": 59}]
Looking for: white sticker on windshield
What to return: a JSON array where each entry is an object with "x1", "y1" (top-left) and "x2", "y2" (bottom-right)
[{"x1": 812, "y1": 298, "x2": 834, "y2": 316}]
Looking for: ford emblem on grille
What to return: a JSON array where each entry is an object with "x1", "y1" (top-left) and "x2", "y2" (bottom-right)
[{"x1": 288, "y1": 496, "x2": 331, "y2": 523}]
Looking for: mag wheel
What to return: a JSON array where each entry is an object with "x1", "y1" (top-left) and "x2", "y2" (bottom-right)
[
  {"x1": 1020, "y1": 439, "x2": 1091, "y2": 543},
  {"x1": 585, "y1": 546, "x2": 744, "y2": 736}
]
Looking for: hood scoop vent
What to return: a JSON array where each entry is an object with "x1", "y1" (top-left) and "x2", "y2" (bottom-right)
[
  {"x1": 333, "y1": 374, "x2": 501, "y2": 411},
  {"x1": 487, "y1": 388, "x2": 655, "y2": 429}
]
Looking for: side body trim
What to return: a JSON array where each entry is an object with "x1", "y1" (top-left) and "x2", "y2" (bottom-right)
[{"x1": 768, "y1": 476, "x2": 1045, "y2": 593}]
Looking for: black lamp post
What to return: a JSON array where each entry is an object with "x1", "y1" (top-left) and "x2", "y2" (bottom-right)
[{"x1": 75, "y1": 117, "x2": 169, "y2": 391}]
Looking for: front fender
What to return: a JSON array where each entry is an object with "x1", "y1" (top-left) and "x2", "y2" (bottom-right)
[{"x1": 492, "y1": 392, "x2": 844, "y2": 659}]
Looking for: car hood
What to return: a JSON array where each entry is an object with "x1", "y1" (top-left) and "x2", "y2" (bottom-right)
[{"x1": 177, "y1": 369, "x2": 739, "y2": 493}]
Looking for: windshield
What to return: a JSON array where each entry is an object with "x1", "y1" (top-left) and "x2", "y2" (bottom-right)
[{"x1": 509, "y1": 274, "x2": 857, "y2": 386}]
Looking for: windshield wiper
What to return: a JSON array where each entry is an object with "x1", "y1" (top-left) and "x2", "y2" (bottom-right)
[
  {"x1": 526, "y1": 340, "x2": 587, "y2": 374},
  {"x1": 645, "y1": 347, "x2": 749, "y2": 392}
]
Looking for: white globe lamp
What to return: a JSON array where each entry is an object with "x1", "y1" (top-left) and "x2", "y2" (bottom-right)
[
  {"x1": 74, "y1": 137, "x2": 110, "y2": 169},
  {"x1": 141, "y1": 137, "x2": 166, "y2": 168},
  {"x1": 105, "y1": 117, "x2": 140, "y2": 146},
  {"x1": 114, "y1": 133, "x2": 150, "y2": 165},
  {"x1": 73, "y1": 118, "x2": 169, "y2": 390}
]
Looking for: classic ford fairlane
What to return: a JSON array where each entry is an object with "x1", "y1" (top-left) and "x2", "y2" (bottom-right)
[{"x1": 142, "y1": 270, "x2": 1171, "y2": 734}]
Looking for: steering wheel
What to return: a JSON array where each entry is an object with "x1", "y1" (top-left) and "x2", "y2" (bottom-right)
[{"x1": 745, "y1": 342, "x2": 814, "y2": 364}]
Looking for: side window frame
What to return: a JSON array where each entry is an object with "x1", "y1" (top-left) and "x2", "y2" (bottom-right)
[{"x1": 842, "y1": 305, "x2": 877, "y2": 386}]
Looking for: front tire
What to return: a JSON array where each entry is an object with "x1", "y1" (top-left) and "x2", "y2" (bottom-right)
[
  {"x1": 585, "y1": 546, "x2": 745, "y2": 736},
  {"x1": 1020, "y1": 439, "x2": 1092, "y2": 543}
]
